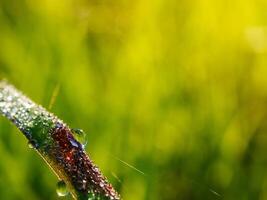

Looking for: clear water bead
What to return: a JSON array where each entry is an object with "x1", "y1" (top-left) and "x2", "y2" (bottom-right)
[
  {"x1": 71, "y1": 128, "x2": 88, "y2": 147},
  {"x1": 56, "y1": 180, "x2": 69, "y2": 197},
  {"x1": 28, "y1": 141, "x2": 34, "y2": 149}
]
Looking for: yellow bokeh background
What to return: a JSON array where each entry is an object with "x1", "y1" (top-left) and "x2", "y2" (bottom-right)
[{"x1": 1, "y1": 0, "x2": 267, "y2": 199}]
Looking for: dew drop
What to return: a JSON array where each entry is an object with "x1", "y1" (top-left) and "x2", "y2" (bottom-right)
[
  {"x1": 71, "y1": 128, "x2": 87, "y2": 147},
  {"x1": 56, "y1": 180, "x2": 69, "y2": 197},
  {"x1": 99, "y1": 182, "x2": 104, "y2": 188},
  {"x1": 28, "y1": 141, "x2": 34, "y2": 149},
  {"x1": 28, "y1": 140, "x2": 38, "y2": 149}
]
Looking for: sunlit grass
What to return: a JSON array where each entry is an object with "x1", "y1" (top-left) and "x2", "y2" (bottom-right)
[{"x1": 1, "y1": 0, "x2": 267, "y2": 199}]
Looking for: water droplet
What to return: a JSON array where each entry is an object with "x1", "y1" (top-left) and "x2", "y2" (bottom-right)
[
  {"x1": 92, "y1": 166, "x2": 99, "y2": 173},
  {"x1": 28, "y1": 141, "x2": 34, "y2": 149},
  {"x1": 56, "y1": 180, "x2": 69, "y2": 197},
  {"x1": 28, "y1": 140, "x2": 38, "y2": 149},
  {"x1": 71, "y1": 128, "x2": 87, "y2": 147},
  {"x1": 99, "y1": 182, "x2": 104, "y2": 188}
]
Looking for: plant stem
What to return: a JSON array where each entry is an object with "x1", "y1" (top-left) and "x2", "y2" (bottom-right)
[{"x1": 0, "y1": 80, "x2": 120, "y2": 200}]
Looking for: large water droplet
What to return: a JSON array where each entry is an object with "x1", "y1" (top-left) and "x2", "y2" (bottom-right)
[
  {"x1": 71, "y1": 128, "x2": 87, "y2": 147},
  {"x1": 56, "y1": 180, "x2": 69, "y2": 197}
]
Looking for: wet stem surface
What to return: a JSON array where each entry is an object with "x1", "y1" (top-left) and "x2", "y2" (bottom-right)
[{"x1": 0, "y1": 81, "x2": 120, "y2": 200}]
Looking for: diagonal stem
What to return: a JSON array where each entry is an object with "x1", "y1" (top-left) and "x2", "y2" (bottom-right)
[{"x1": 0, "y1": 80, "x2": 120, "y2": 200}]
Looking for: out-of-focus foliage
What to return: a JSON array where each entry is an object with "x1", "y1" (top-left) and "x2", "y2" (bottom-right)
[{"x1": 1, "y1": 0, "x2": 267, "y2": 199}]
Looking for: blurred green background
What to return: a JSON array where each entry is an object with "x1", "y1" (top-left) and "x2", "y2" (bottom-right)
[{"x1": 1, "y1": 0, "x2": 267, "y2": 199}]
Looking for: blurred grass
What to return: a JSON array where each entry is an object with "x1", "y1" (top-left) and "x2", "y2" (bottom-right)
[{"x1": 1, "y1": 0, "x2": 267, "y2": 199}]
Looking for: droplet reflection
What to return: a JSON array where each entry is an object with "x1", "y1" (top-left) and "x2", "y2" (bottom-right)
[
  {"x1": 56, "y1": 180, "x2": 69, "y2": 197},
  {"x1": 71, "y1": 128, "x2": 87, "y2": 147}
]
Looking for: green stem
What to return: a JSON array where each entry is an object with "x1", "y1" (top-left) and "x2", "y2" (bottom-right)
[{"x1": 0, "y1": 80, "x2": 120, "y2": 200}]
